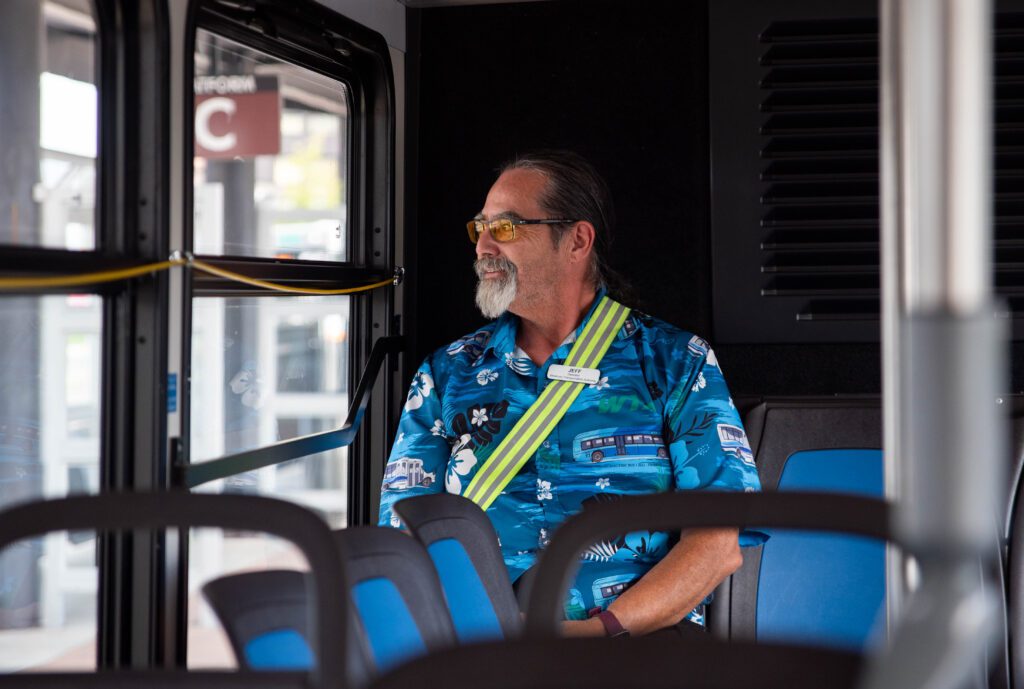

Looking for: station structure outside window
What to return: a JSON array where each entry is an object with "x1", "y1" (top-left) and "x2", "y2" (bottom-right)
[{"x1": 0, "y1": 0, "x2": 101, "y2": 672}]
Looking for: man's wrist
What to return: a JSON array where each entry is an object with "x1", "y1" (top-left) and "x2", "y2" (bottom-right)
[{"x1": 588, "y1": 607, "x2": 630, "y2": 637}]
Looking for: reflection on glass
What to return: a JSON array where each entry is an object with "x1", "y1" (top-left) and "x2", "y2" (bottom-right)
[
  {"x1": 0, "y1": 294, "x2": 102, "y2": 671},
  {"x1": 190, "y1": 295, "x2": 350, "y2": 466},
  {"x1": 193, "y1": 29, "x2": 350, "y2": 261},
  {"x1": 0, "y1": 0, "x2": 97, "y2": 251}
]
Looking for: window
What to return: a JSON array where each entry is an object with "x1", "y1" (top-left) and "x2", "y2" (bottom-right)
[
  {"x1": 193, "y1": 29, "x2": 350, "y2": 261},
  {"x1": 190, "y1": 295, "x2": 350, "y2": 510},
  {"x1": 1, "y1": 0, "x2": 98, "y2": 251},
  {"x1": 186, "y1": 20, "x2": 369, "y2": 668},
  {"x1": 0, "y1": 0, "x2": 100, "y2": 671}
]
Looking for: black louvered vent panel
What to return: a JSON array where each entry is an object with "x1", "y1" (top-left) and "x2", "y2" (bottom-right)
[
  {"x1": 759, "y1": 13, "x2": 1024, "y2": 325},
  {"x1": 710, "y1": 1, "x2": 1024, "y2": 343},
  {"x1": 759, "y1": 18, "x2": 880, "y2": 322}
]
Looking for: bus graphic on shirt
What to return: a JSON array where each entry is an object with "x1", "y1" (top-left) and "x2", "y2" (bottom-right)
[
  {"x1": 574, "y1": 428, "x2": 668, "y2": 463},
  {"x1": 716, "y1": 424, "x2": 754, "y2": 465},
  {"x1": 382, "y1": 457, "x2": 436, "y2": 490},
  {"x1": 592, "y1": 573, "x2": 636, "y2": 608}
]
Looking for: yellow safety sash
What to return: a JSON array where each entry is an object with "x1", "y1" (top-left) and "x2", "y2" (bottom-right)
[{"x1": 462, "y1": 296, "x2": 631, "y2": 511}]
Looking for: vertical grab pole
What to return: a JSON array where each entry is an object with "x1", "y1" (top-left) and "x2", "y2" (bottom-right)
[
  {"x1": 878, "y1": 0, "x2": 903, "y2": 637},
  {"x1": 866, "y1": 0, "x2": 1006, "y2": 687}
]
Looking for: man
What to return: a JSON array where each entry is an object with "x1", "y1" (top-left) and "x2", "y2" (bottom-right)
[{"x1": 379, "y1": 150, "x2": 760, "y2": 637}]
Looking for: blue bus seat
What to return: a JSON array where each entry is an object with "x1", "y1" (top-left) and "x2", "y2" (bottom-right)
[
  {"x1": 202, "y1": 570, "x2": 314, "y2": 670},
  {"x1": 757, "y1": 448, "x2": 884, "y2": 650},
  {"x1": 0, "y1": 493, "x2": 355, "y2": 689},
  {"x1": 333, "y1": 526, "x2": 457, "y2": 675},
  {"x1": 723, "y1": 398, "x2": 883, "y2": 651},
  {"x1": 393, "y1": 493, "x2": 521, "y2": 642}
]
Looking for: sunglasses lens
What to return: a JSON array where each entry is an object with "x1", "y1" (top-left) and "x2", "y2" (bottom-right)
[
  {"x1": 492, "y1": 218, "x2": 515, "y2": 242},
  {"x1": 465, "y1": 218, "x2": 517, "y2": 243}
]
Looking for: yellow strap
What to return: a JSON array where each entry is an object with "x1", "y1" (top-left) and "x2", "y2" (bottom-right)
[
  {"x1": 0, "y1": 259, "x2": 186, "y2": 289},
  {"x1": 462, "y1": 297, "x2": 631, "y2": 511},
  {"x1": 190, "y1": 259, "x2": 396, "y2": 295},
  {"x1": 0, "y1": 255, "x2": 397, "y2": 296}
]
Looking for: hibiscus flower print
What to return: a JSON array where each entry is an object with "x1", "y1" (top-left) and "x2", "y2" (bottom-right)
[
  {"x1": 595, "y1": 477, "x2": 610, "y2": 490},
  {"x1": 691, "y1": 372, "x2": 707, "y2": 393},
  {"x1": 445, "y1": 434, "x2": 478, "y2": 494},
  {"x1": 536, "y1": 479, "x2": 553, "y2": 501},
  {"x1": 452, "y1": 400, "x2": 510, "y2": 447},
  {"x1": 405, "y1": 370, "x2": 435, "y2": 411},
  {"x1": 430, "y1": 419, "x2": 445, "y2": 436},
  {"x1": 229, "y1": 366, "x2": 263, "y2": 409},
  {"x1": 588, "y1": 376, "x2": 609, "y2": 391},
  {"x1": 476, "y1": 368, "x2": 499, "y2": 386}
]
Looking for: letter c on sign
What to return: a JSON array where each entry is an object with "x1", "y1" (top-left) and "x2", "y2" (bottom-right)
[{"x1": 196, "y1": 97, "x2": 237, "y2": 153}]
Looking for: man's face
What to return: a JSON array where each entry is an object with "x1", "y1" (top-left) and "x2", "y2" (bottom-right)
[{"x1": 474, "y1": 168, "x2": 568, "y2": 319}]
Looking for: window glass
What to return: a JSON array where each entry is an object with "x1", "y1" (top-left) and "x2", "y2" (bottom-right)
[
  {"x1": 0, "y1": 294, "x2": 102, "y2": 671},
  {"x1": 0, "y1": 0, "x2": 97, "y2": 251},
  {"x1": 190, "y1": 296, "x2": 350, "y2": 476},
  {"x1": 193, "y1": 29, "x2": 350, "y2": 261},
  {"x1": 0, "y1": 531, "x2": 98, "y2": 672},
  {"x1": 188, "y1": 296, "x2": 349, "y2": 667}
]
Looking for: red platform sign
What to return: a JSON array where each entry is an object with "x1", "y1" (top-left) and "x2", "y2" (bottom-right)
[{"x1": 194, "y1": 75, "x2": 280, "y2": 159}]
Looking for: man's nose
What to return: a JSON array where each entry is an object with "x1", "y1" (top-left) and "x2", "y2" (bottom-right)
[{"x1": 475, "y1": 226, "x2": 501, "y2": 258}]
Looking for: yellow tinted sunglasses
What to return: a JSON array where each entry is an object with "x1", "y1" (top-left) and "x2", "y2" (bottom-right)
[{"x1": 466, "y1": 217, "x2": 576, "y2": 243}]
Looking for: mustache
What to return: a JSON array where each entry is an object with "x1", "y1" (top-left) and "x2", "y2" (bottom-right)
[{"x1": 474, "y1": 256, "x2": 517, "y2": 278}]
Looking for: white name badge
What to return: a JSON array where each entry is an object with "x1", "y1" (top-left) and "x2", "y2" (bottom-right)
[{"x1": 547, "y1": 364, "x2": 601, "y2": 385}]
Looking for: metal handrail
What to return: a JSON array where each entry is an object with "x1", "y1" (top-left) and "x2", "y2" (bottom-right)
[{"x1": 174, "y1": 335, "x2": 404, "y2": 489}]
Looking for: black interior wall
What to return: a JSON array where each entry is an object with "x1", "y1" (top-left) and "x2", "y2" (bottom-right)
[{"x1": 411, "y1": 0, "x2": 882, "y2": 396}]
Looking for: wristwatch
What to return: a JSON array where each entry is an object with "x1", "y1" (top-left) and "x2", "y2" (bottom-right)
[{"x1": 593, "y1": 609, "x2": 630, "y2": 638}]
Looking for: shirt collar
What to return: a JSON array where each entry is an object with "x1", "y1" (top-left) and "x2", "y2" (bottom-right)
[{"x1": 486, "y1": 288, "x2": 637, "y2": 359}]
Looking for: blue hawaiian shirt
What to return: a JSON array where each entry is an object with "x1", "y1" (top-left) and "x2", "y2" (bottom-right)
[{"x1": 378, "y1": 293, "x2": 761, "y2": 621}]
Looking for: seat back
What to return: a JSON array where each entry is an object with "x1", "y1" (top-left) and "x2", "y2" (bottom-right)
[
  {"x1": 728, "y1": 398, "x2": 884, "y2": 651},
  {"x1": 0, "y1": 493, "x2": 360, "y2": 689},
  {"x1": 392, "y1": 494, "x2": 521, "y2": 641},
  {"x1": 202, "y1": 570, "x2": 313, "y2": 670},
  {"x1": 757, "y1": 448, "x2": 884, "y2": 650},
  {"x1": 375, "y1": 492, "x2": 870, "y2": 689},
  {"x1": 369, "y1": 635, "x2": 862, "y2": 689},
  {"x1": 522, "y1": 490, "x2": 891, "y2": 639},
  {"x1": 333, "y1": 526, "x2": 456, "y2": 676}
]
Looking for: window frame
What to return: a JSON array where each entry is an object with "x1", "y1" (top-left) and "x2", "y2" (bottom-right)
[{"x1": 177, "y1": 0, "x2": 396, "y2": 667}]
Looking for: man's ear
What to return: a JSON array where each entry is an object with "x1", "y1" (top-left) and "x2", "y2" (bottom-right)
[{"x1": 567, "y1": 221, "x2": 596, "y2": 264}]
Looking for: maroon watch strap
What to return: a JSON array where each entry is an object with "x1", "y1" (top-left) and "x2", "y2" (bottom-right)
[{"x1": 595, "y1": 609, "x2": 629, "y2": 637}]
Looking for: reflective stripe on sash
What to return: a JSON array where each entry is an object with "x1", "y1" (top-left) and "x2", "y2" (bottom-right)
[{"x1": 462, "y1": 297, "x2": 631, "y2": 511}]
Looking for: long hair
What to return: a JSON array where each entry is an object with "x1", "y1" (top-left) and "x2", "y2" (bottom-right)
[{"x1": 500, "y1": 150, "x2": 634, "y2": 304}]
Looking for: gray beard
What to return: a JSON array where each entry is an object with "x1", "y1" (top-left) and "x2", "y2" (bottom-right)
[{"x1": 474, "y1": 257, "x2": 518, "y2": 319}]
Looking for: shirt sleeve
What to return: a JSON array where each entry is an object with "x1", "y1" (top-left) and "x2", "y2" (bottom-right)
[
  {"x1": 377, "y1": 357, "x2": 452, "y2": 528},
  {"x1": 664, "y1": 347, "x2": 763, "y2": 544}
]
